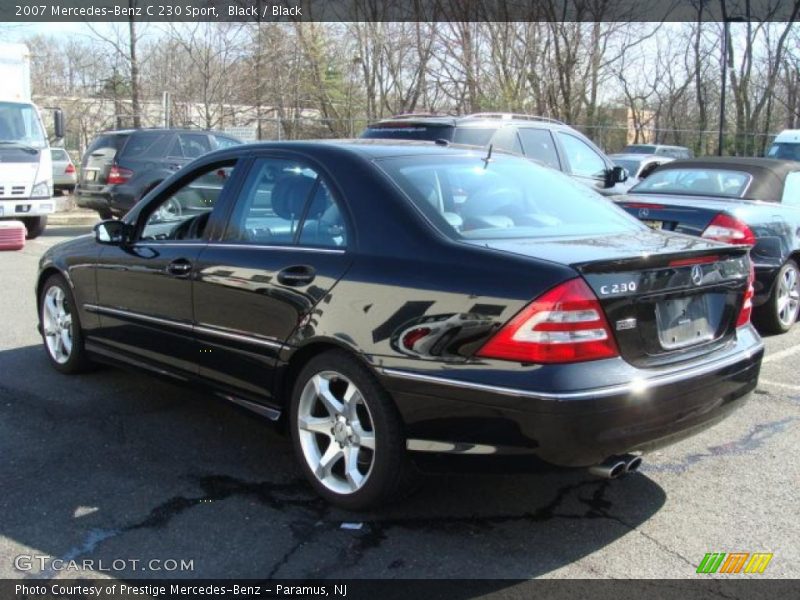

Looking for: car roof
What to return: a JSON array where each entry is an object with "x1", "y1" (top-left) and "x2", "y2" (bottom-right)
[
  {"x1": 648, "y1": 156, "x2": 800, "y2": 201},
  {"x1": 205, "y1": 139, "x2": 522, "y2": 163},
  {"x1": 365, "y1": 113, "x2": 571, "y2": 130},
  {"x1": 611, "y1": 153, "x2": 669, "y2": 161},
  {"x1": 97, "y1": 128, "x2": 232, "y2": 136}
]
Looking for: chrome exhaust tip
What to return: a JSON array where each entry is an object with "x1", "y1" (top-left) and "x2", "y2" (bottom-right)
[
  {"x1": 588, "y1": 458, "x2": 627, "y2": 479},
  {"x1": 623, "y1": 454, "x2": 643, "y2": 474}
]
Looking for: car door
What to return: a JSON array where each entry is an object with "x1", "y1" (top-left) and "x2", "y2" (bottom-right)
[
  {"x1": 555, "y1": 131, "x2": 611, "y2": 192},
  {"x1": 192, "y1": 155, "x2": 353, "y2": 406},
  {"x1": 89, "y1": 158, "x2": 242, "y2": 377}
]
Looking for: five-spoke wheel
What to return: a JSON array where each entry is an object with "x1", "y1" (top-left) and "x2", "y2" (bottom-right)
[
  {"x1": 759, "y1": 260, "x2": 800, "y2": 334},
  {"x1": 290, "y1": 350, "x2": 415, "y2": 509},
  {"x1": 39, "y1": 274, "x2": 92, "y2": 373}
]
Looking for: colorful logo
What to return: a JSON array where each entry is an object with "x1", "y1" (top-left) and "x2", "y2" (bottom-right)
[{"x1": 696, "y1": 552, "x2": 773, "y2": 574}]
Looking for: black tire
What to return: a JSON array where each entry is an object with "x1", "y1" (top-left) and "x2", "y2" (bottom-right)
[
  {"x1": 39, "y1": 274, "x2": 94, "y2": 374},
  {"x1": 289, "y1": 349, "x2": 418, "y2": 510},
  {"x1": 98, "y1": 208, "x2": 114, "y2": 220},
  {"x1": 23, "y1": 216, "x2": 47, "y2": 239},
  {"x1": 756, "y1": 260, "x2": 800, "y2": 335}
]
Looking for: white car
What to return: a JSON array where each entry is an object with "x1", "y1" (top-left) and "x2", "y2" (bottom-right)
[
  {"x1": 611, "y1": 153, "x2": 674, "y2": 190},
  {"x1": 50, "y1": 147, "x2": 77, "y2": 195}
]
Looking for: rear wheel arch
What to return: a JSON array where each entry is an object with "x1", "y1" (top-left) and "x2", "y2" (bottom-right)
[
  {"x1": 278, "y1": 340, "x2": 382, "y2": 412},
  {"x1": 139, "y1": 179, "x2": 164, "y2": 201}
]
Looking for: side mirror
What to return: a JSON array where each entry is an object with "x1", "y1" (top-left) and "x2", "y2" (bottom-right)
[
  {"x1": 604, "y1": 165, "x2": 628, "y2": 187},
  {"x1": 53, "y1": 109, "x2": 65, "y2": 140},
  {"x1": 94, "y1": 220, "x2": 131, "y2": 245}
]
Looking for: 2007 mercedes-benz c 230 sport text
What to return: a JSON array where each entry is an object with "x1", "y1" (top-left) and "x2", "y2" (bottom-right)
[{"x1": 36, "y1": 141, "x2": 763, "y2": 509}]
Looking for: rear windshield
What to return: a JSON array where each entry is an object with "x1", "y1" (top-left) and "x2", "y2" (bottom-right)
[
  {"x1": 631, "y1": 168, "x2": 752, "y2": 198},
  {"x1": 86, "y1": 134, "x2": 129, "y2": 156},
  {"x1": 767, "y1": 142, "x2": 800, "y2": 161},
  {"x1": 377, "y1": 154, "x2": 643, "y2": 240},
  {"x1": 623, "y1": 145, "x2": 655, "y2": 154},
  {"x1": 361, "y1": 123, "x2": 455, "y2": 142},
  {"x1": 50, "y1": 148, "x2": 69, "y2": 161}
]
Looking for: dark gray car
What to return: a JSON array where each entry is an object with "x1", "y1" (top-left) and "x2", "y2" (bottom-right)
[{"x1": 75, "y1": 128, "x2": 241, "y2": 219}]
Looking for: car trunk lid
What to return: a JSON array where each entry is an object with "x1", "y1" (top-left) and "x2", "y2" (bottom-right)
[
  {"x1": 467, "y1": 230, "x2": 750, "y2": 367},
  {"x1": 614, "y1": 194, "x2": 750, "y2": 237}
]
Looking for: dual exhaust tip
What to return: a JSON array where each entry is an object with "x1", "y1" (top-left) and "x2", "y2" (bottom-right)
[{"x1": 588, "y1": 454, "x2": 643, "y2": 479}]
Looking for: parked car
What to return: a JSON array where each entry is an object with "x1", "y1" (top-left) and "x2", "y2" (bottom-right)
[
  {"x1": 621, "y1": 144, "x2": 694, "y2": 159},
  {"x1": 37, "y1": 141, "x2": 762, "y2": 509},
  {"x1": 50, "y1": 147, "x2": 77, "y2": 195},
  {"x1": 766, "y1": 129, "x2": 800, "y2": 160},
  {"x1": 75, "y1": 128, "x2": 241, "y2": 219},
  {"x1": 617, "y1": 157, "x2": 800, "y2": 333},
  {"x1": 610, "y1": 153, "x2": 673, "y2": 189},
  {"x1": 360, "y1": 113, "x2": 629, "y2": 195}
]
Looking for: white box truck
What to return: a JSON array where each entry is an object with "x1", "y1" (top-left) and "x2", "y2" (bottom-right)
[{"x1": 0, "y1": 42, "x2": 64, "y2": 238}]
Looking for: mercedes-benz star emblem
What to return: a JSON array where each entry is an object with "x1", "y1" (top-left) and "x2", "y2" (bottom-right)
[{"x1": 691, "y1": 264, "x2": 703, "y2": 286}]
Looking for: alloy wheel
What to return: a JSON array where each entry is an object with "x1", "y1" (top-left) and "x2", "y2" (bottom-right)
[
  {"x1": 42, "y1": 285, "x2": 73, "y2": 364},
  {"x1": 776, "y1": 263, "x2": 800, "y2": 329},
  {"x1": 296, "y1": 371, "x2": 376, "y2": 495}
]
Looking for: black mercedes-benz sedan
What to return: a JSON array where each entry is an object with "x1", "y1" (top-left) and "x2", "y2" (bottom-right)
[{"x1": 36, "y1": 141, "x2": 763, "y2": 509}]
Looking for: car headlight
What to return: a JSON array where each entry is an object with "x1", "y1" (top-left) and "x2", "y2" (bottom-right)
[{"x1": 31, "y1": 181, "x2": 52, "y2": 198}]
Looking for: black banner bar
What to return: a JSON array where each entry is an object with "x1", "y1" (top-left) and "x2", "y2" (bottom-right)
[
  {"x1": 3, "y1": 0, "x2": 800, "y2": 23},
  {"x1": 3, "y1": 579, "x2": 798, "y2": 600}
]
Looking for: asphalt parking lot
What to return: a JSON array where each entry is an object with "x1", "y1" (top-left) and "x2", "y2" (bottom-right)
[{"x1": 1, "y1": 224, "x2": 798, "y2": 581}]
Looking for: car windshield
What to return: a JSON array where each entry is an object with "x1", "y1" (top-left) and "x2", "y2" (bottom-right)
[
  {"x1": 613, "y1": 158, "x2": 642, "y2": 177},
  {"x1": 0, "y1": 101, "x2": 47, "y2": 149},
  {"x1": 767, "y1": 142, "x2": 800, "y2": 161},
  {"x1": 377, "y1": 154, "x2": 644, "y2": 240},
  {"x1": 623, "y1": 145, "x2": 655, "y2": 154},
  {"x1": 631, "y1": 168, "x2": 752, "y2": 198}
]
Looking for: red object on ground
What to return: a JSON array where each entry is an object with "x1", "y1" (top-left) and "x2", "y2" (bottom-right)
[{"x1": 0, "y1": 220, "x2": 26, "y2": 251}]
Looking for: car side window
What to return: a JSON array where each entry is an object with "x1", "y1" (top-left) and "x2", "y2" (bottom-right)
[
  {"x1": 224, "y1": 159, "x2": 323, "y2": 246},
  {"x1": 213, "y1": 135, "x2": 240, "y2": 150},
  {"x1": 490, "y1": 127, "x2": 522, "y2": 155},
  {"x1": 557, "y1": 132, "x2": 607, "y2": 178},
  {"x1": 140, "y1": 162, "x2": 237, "y2": 242},
  {"x1": 178, "y1": 134, "x2": 211, "y2": 159},
  {"x1": 298, "y1": 180, "x2": 347, "y2": 248},
  {"x1": 782, "y1": 172, "x2": 800, "y2": 207},
  {"x1": 518, "y1": 128, "x2": 561, "y2": 169}
]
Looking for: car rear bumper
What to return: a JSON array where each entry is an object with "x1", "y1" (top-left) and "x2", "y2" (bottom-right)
[
  {"x1": 379, "y1": 325, "x2": 763, "y2": 467},
  {"x1": 75, "y1": 186, "x2": 136, "y2": 215}
]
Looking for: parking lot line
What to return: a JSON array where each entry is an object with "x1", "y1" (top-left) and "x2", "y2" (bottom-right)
[
  {"x1": 758, "y1": 379, "x2": 800, "y2": 391},
  {"x1": 761, "y1": 344, "x2": 800, "y2": 364}
]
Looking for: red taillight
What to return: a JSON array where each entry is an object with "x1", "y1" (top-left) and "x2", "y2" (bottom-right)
[
  {"x1": 622, "y1": 202, "x2": 666, "y2": 210},
  {"x1": 64, "y1": 163, "x2": 75, "y2": 174},
  {"x1": 702, "y1": 213, "x2": 756, "y2": 246},
  {"x1": 107, "y1": 166, "x2": 133, "y2": 185},
  {"x1": 477, "y1": 278, "x2": 619, "y2": 364},
  {"x1": 736, "y1": 261, "x2": 755, "y2": 327}
]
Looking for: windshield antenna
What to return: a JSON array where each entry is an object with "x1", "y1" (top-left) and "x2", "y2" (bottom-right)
[{"x1": 482, "y1": 144, "x2": 493, "y2": 169}]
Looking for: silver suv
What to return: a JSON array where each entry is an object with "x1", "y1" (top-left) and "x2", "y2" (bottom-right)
[{"x1": 360, "y1": 112, "x2": 628, "y2": 195}]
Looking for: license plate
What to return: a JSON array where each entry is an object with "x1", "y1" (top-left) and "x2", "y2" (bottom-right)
[
  {"x1": 643, "y1": 220, "x2": 663, "y2": 230},
  {"x1": 84, "y1": 170, "x2": 97, "y2": 182},
  {"x1": 656, "y1": 295, "x2": 715, "y2": 350}
]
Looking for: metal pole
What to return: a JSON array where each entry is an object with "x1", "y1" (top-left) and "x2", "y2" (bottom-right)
[
  {"x1": 718, "y1": 20, "x2": 729, "y2": 156},
  {"x1": 162, "y1": 91, "x2": 170, "y2": 128}
]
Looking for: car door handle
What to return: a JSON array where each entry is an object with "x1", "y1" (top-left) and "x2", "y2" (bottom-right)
[
  {"x1": 166, "y1": 259, "x2": 193, "y2": 276},
  {"x1": 277, "y1": 265, "x2": 315, "y2": 286}
]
